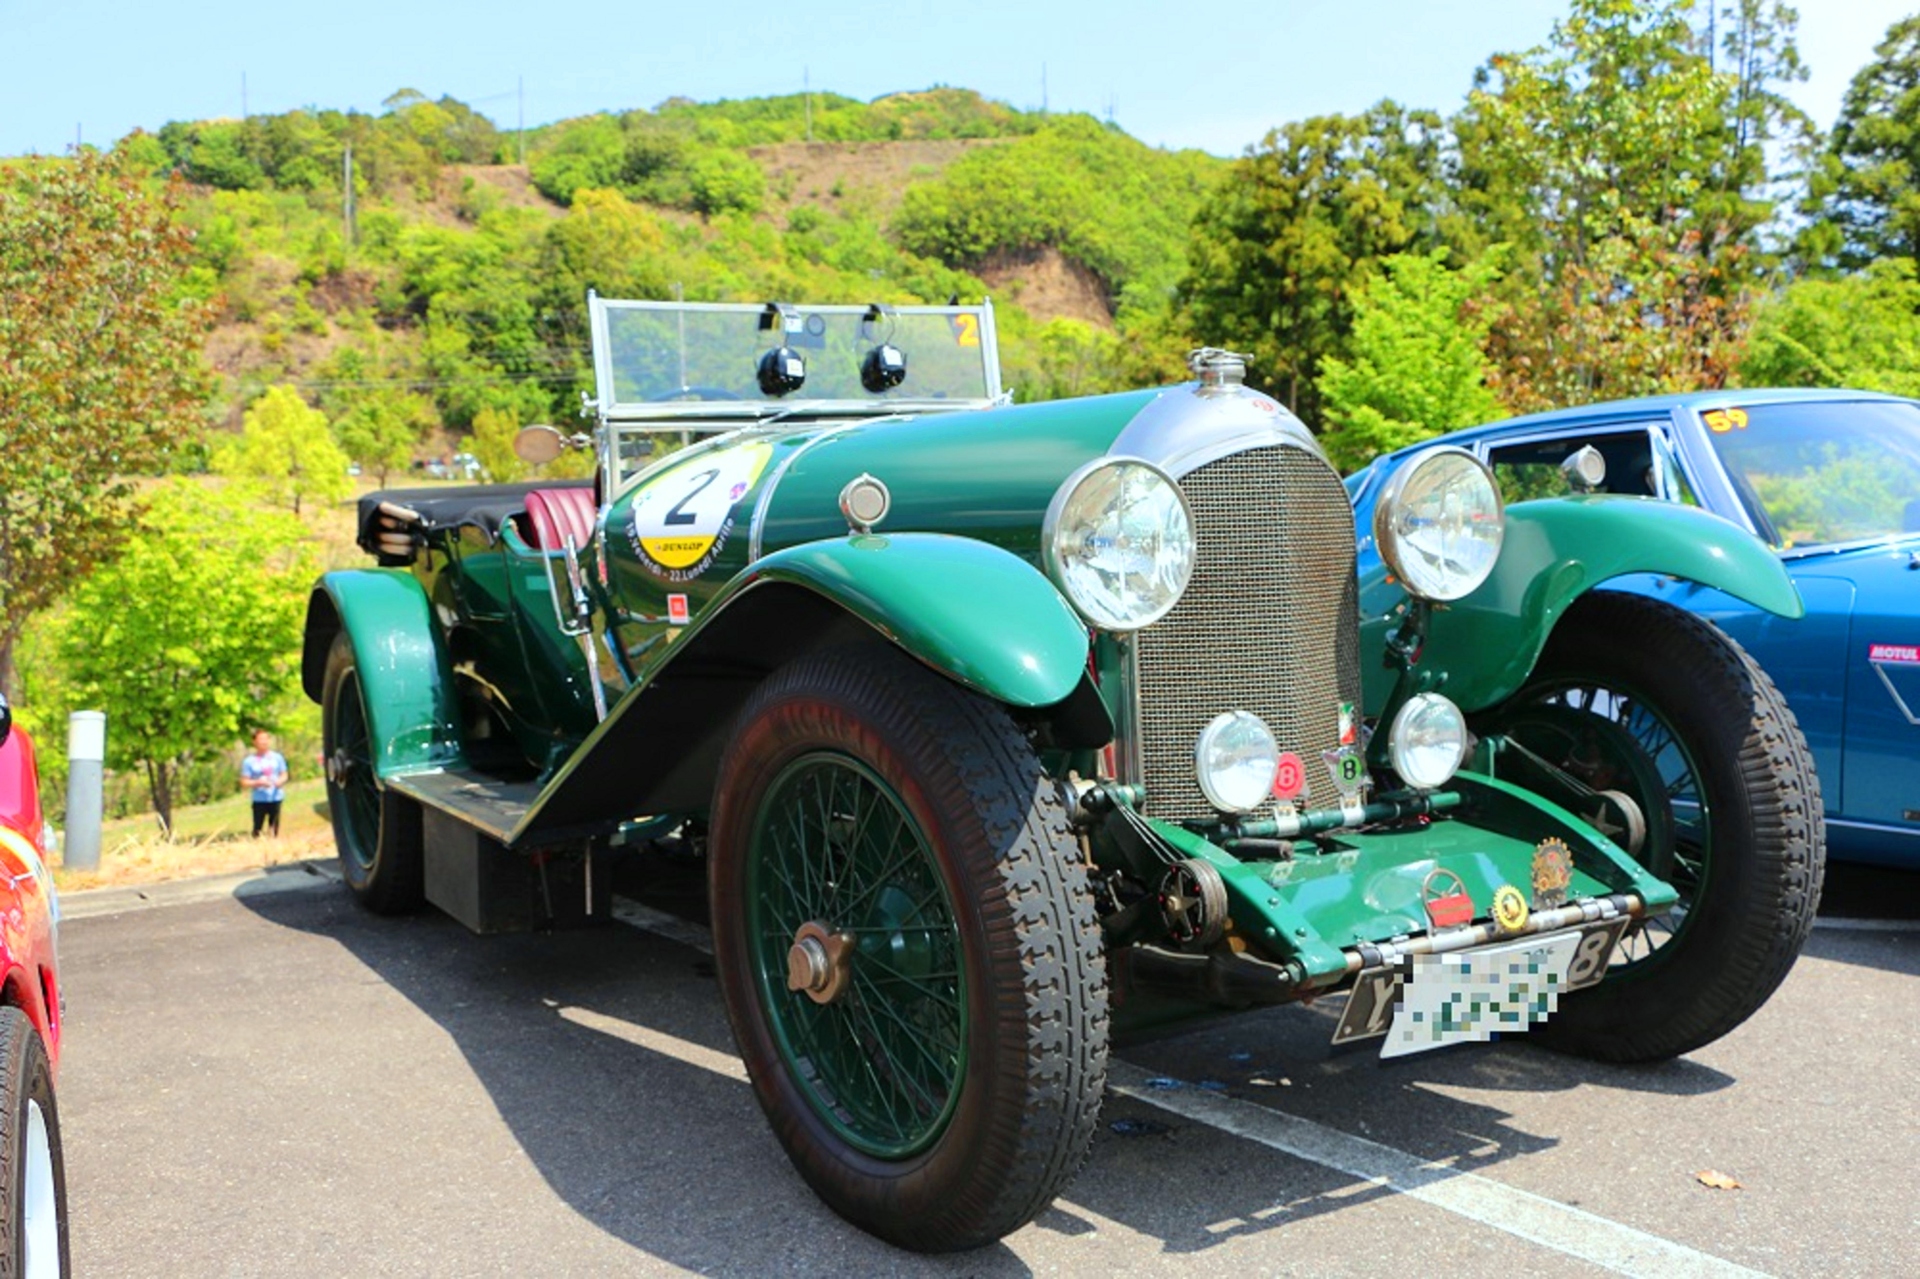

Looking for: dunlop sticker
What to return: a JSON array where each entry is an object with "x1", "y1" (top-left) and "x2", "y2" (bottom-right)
[{"x1": 626, "y1": 443, "x2": 772, "y2": 582}]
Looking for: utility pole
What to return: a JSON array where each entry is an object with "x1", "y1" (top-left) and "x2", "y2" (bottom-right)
[
  {"x1": 517, "y1": 75, "x2": 525, "y2": 166},
  {"x1": 343, "y1": 144, "x2": 356, "y2": 247},
  {"x1": 804, "y1": 66, "x2": 812, "y2": 142},
  {"x1": 1042, "y1": 64, "x2": 1048, "y2": 115},
  {"x1": 242, "y1": 71, "x2": 249, "y2": 120}
]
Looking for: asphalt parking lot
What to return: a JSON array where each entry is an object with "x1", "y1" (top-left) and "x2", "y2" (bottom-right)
[{"x1": 59, "y1": 861, "x2": 1920, "y2": 1277}]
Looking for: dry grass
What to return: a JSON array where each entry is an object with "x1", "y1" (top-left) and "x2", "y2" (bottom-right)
[{"x1": 53, "y1": 779, "x2": 335, "y2": 893}]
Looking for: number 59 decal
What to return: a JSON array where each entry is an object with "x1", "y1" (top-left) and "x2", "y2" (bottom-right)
[{"x1": 626, "y1": 442, "x2": 772, "y2": 581}]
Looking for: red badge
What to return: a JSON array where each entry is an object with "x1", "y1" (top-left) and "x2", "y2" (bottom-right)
[
  {"x1": 1272, "y1": 752, "x2": 1305, "y2": 800},
  {"x1": 667, "y1": 594, "x2": 690, "y2": 625},
  {"x1": 1422, "y1": 867, "x2": 1474, "y2": 930}
]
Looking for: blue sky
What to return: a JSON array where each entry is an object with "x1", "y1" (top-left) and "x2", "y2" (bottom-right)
[{"x1": 1, "y1": 1, "x2": 1911, "y2": 158}]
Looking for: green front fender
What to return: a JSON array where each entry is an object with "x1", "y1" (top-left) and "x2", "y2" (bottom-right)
[
  {"x1": 1360, "y1": 497, "x2": 1803, "y2": 714},
  {"x1": 736, "y1": 532, "x2": 1091, "y2": 708},
  {"x1": 303, "y1": 570, "x2": 463, "y2": 777}
]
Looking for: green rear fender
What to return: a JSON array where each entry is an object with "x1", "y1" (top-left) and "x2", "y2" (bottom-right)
[
  {"x1": 1360, "y1": 497, "x2": 1803, "y2": 713},
  {"x1": 302, "y1": 570, "x2": 463, "y2": 777},
  {"x1": 736, "y1": 532, "x2": 1091, "y2": 708}
]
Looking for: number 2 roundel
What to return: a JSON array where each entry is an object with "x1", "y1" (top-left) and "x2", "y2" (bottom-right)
[{"x1": 627, "y1": 442, "x2": 772, "y2": 578}]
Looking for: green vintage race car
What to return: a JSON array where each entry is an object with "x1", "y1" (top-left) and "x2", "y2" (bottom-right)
[{"x1": 304, "y1": 296, "x2": 1824, "y2": 1251}]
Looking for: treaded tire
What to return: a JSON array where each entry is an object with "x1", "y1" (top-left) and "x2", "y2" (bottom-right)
[
  {"x1": 321, "y1": 632, "x2": 425, "y2": 914},
  {"x1": 0, "y1": 1005, "x2": 66, "y2": 1279},
  {"x1": 709, "y1": 645, "x2": 1109, "y2": 1252},
  {"x1": 1491, "y1": 593, "x2": 1824, "y2": 1062}
]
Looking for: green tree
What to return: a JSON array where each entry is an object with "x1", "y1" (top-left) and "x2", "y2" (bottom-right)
[
  {"x1": 469, "y1": 405, "x2": 527, "y2": 483},
  {"x1": 52, "y1": 480, "x2": 315, "y2": 832},
  {"x1": 686, "y1": 150, "x2": 766, "y2": 216},
  {"x1": 1177, "y1": 102, "x2": 1446, "y2": 427},
  {"x1": 216, "y1": 384, "x2": 353, "y2": 514},
  {"x1": 1811, "y1": 15, "x2": 1920, "y2": 269},
  {"x1": 1318, "y1": 251, "x2": 1505, "y2": 472},
  {"x1": 1456, "y1": 0, "x2": 1744, "y2": 267},
  {"x1": 0, "y1": 150, "x2": 212, "y2": 695},
  {"x1": 1457, "y1": 0, "x2": 1761, "y2": 409},
  {"x1": 334, "y1": 387, "x2": 435, "y2": 487},
  {"x1": 1739, "y1": 258, "x2": 1920, "y2": 396},
  {"x1": 1480, "y1": 216, "x2": 1751, "y2": 413}
]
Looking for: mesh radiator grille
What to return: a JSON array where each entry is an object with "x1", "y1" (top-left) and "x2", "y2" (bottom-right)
[{"x1": 1133, "y1": 445, "x2": 1362, "y2": 822}]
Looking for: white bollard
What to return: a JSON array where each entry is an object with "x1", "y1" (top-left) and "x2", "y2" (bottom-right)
[{"x1": 64, "y1": 712, "x2": 105, "y2": 873}]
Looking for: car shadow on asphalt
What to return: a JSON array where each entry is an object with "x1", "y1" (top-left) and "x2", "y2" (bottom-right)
[
  {"x1": 239, "y1": 886, "x2": 1044, "y2": 1275},
  {"x1": 236, "y1": 875, "x2": 1755, "y2": 1267}
]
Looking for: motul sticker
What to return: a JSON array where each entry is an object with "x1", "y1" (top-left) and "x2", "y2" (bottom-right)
[
  {"x1": 666, "y1": 594, "x2": 690, "y2": 625},
  {"x1": 1869, "y1": 643, "x2": 1919, "y2": 665}
]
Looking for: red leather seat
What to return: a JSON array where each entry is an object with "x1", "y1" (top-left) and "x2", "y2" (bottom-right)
[{"x1": 522, "y1": 487, "x2": 598, "y2": 552}]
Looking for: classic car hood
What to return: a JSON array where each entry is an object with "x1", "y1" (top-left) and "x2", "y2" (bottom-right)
[
  {"x1": 1783, "y1": 536, "x2": 1920, "y2": 608},
  {"x1": 750, "y1": 388, "x2": 1159, "y2": 562},
  {"x1": 1780, "y1": 533, "x2": 1920, "y2": 571}
]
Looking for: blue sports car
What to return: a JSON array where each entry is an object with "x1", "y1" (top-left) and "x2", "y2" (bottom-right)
[{"x1": 1347, "y1": 388, "x2": 1920, "y2": 869}]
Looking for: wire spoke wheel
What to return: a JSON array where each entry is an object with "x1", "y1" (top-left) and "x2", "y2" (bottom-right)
[
  {"x1": 320, "y1": 633, "x2": 424, "y2": 913},
  {"x1": 326, "y1": 665, "x2": 382, "y2": 873},
  {"x1": 748, "y1": 754, "x2": 965, "y2": 1157},
  {"x1": 1485, "y1": 593, "x2": 1823, "y2": 1062},
  {"x1": 710, "y1": 645, "x2": 1107, "y2": 1252},
  {"x1": 1504, "y1": 679, "x2": 1708, "y2": 972}
]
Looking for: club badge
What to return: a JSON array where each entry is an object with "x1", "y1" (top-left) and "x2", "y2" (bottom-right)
[
  {"x1": 1491, "y1": 885, "x2": 1530, "y2": 933},
  {"x1": 1531, "y1": 837, "x2": 1573, "y2": 909},
  {"x1": 1423, "y1": 867, "x2": 1474, "y2": 930}
]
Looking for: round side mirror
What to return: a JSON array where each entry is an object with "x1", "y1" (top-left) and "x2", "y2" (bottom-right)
[
  {"x1": 514, "y1": 425, "x2": 566, "y2": 466},
  {"x1": 1561, "y1": 445, "x2": 1607, "y2": 493}
]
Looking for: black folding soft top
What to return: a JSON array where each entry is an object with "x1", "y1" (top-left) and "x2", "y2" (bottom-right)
[{"x1": 355, "y1": 480, "x2": 588, "y2": 563}]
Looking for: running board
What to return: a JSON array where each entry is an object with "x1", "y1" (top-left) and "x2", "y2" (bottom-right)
[{"x1": 385, "y1": 769, "x2": 539, "y2": 844}]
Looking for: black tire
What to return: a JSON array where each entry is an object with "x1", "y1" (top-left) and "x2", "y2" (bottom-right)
[
  {"x1": 1485, "y1": 593, "x2": 1824, "y2": 1062},
  {"x1": 321, "y1": 632, "x2": 425, "y2": 914},
  {"x1": 709, "y1": 646, "x2": 1108, "y2": 1252},
  {"x1": 0, "y1": 1006, "x2": 66, "y2": 1279}
]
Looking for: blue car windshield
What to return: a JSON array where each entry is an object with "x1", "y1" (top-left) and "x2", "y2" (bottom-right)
[{"x1": 1704, "y1": 400, "x2": 1920, "y2": 549}]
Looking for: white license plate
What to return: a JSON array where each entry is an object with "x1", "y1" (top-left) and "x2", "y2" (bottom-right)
[
  {"x1": 1377, "y1": 932, "x2": 1578, "y2": 1058},
  {"x1": 1330, "y1": 918, "x2": 1630, "y2": 1058}
]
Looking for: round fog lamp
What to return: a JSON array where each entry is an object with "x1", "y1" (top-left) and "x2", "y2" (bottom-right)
[
  {"x1": 1388, "y1": 692, "x2": 1468, "y2": 790},
  {"x1": 1195, "y1": 710, "x2": 1280, "y2": 813}
]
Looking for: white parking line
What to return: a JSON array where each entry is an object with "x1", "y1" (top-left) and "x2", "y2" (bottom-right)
[
  {"x1": 607, "y1": 894, "x2": 1768, "y2": 1276},
  {"x1": 1107, "y1": 1061, "x2": 1765, "y2": 1278}
]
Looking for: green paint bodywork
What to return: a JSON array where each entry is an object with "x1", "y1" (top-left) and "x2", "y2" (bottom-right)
[
  {"x1": 1359, "y1": 496, "x2": 1805, "y2": 714},
  {"x1": 731, "y1": 534, "x2": 1090, "y2": 707},
  {"x1": 1120, "y1": 771, "x2": 1676, "y2": 990},
  {"x1": 307, "y1": 570, "x2": 463, "y2": 777},
  {"x1": 307, "y1": 337, "x2": 1783, "y2": 1014}
]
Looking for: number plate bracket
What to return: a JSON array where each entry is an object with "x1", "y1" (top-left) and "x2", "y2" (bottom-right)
[{"x1": 1330, "y1": 916, "x2": 1631, "y2": 1054}]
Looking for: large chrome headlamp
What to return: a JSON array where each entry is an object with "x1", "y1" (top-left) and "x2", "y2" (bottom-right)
[
  {"x1": 1043, "y1": 458, "x2": 1195, "y2": 632},
  {"x1": 1372, "y1": 446, "x2": 1505, "y2": 602}
]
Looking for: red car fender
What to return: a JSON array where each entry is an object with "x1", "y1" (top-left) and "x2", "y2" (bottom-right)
[{"x1": 0, "y1": 729, "x2": 59, "y2": 1075}]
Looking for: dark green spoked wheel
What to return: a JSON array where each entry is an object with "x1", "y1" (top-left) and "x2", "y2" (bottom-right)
[
  {"x1": 321, "y1": 633, "x2": 424, "y2": 914},
  {"x1": 711, "y1": 646, "x2": 1107, "y2": 1253},
  {"x1": 1485, "y1": 593, "x2": 1824, "y2": 1062},
  {"x1": 748, "y1": 754, "x2": 966, "y2": 1158}
]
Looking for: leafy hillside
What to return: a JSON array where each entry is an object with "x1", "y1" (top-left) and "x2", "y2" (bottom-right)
[{"x1": 120, "y1": 87, "x2": 1220, "y2": 455}]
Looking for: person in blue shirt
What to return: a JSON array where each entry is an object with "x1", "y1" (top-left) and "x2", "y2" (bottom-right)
[{"x1": 240, "y1": 730, "x2": 289, "y2": 838}]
